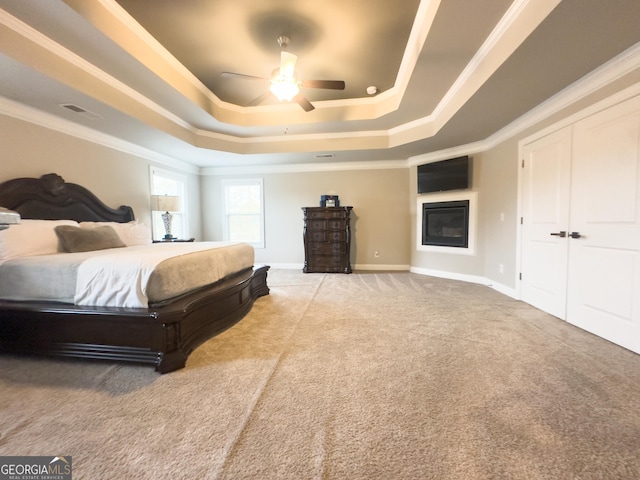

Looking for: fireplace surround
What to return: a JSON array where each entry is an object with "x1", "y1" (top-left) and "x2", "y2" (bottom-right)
[{"x1": 416, "y1": 191, "x2": 477, "y2": 255}]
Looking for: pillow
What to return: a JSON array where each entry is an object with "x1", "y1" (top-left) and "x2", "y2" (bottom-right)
[
  {"x1": 79, "y1": 220, "x2": 152, "y2": 246},
  {"x1": 55, "y1": 225, "x2": 126, "y2": 253},
  {"x1": 0, "y1": 219, "x2": 79, "y2": 261}
]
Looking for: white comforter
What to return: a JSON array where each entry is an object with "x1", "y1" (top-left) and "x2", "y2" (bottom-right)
[{"x1": 0, "y1": 242, "x2": 254, "y2": 308}]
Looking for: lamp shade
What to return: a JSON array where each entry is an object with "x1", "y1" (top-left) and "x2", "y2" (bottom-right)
[{"x1": 150, "y1": 195, "x2": 181, "y2": 212}]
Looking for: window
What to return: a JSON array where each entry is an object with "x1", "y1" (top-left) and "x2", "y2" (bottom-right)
[
  {"x1": 150, "y1": 166, "x2": 187, "y2": 241},
  {"x1": 222, "y1": 178, "x2": 264, "y2": 248}
]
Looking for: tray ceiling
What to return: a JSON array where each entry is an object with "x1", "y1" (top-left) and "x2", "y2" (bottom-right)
[{"x1": 1, "y1": 0, "x2": 639, "y2": 168}]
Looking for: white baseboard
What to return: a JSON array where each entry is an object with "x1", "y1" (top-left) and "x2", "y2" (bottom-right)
[
  {"x1": 409, "y1": 266, "x2": 488, "y2": 285},
  {"x1": 354, "y1": 264, "x2": 411, "y2": 271},
  {"x1": 486, "y1": 280, "x2": 518, "y2": 299},
  {"x1": 262, "y1": 263, "x2": 411, "y2": 271},
  {"x1": 409, "y1": 266, "x2": 519, "y2": 299},
  {"x1": 264, "y1": 263, "x2": 519, "y2": 299}
]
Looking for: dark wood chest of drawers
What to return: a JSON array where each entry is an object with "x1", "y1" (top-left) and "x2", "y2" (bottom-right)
[{"x1": 302, "y1": 206, "x2": 353, "y2": 274}]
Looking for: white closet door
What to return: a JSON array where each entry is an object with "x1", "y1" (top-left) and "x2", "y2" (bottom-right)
[
  {"x1": 520, "y1": 126, "x2": 572, "y2": 319},
  {"x1": 567, "y1": 96, "x2": 640, "y2": 353}
]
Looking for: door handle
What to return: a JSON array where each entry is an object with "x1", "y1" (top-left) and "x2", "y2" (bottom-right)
[
  {"x1": 550, "y1": 231, "x2": 567, "y2": 237},
  {"x1": 569, "y1": 231, "x2": 582, "y2": 239}
]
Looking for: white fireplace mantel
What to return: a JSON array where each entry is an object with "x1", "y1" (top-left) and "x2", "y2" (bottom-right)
[{"x1": 416, "y1": 191, "x2": 477, "y2": 255}]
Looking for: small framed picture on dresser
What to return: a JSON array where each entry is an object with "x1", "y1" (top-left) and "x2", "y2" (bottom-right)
[{"x1": 320, "y1": 195, "x2": 339, "y2": 207}]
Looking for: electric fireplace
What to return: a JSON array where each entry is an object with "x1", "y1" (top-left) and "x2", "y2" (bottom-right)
[{"x1": 421, "y1": 200, "x2": 469, "y2": 248}]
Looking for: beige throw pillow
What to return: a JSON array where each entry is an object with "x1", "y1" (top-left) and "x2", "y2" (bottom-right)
[{"x1": 55, "y1": 225, "x2": 126, "y2": 253}]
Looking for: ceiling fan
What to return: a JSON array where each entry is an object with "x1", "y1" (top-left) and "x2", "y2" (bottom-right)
[{"x1": 220, "y1": 36, "x2": 346, "y2": 112}]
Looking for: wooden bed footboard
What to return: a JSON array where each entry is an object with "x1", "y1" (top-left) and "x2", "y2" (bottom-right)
[{"x1": 0, "y1": 265, "x2": 269, "y2": 373}]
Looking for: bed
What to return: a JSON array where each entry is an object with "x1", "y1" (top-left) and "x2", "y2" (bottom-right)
[{"x1": 0, "y1": 173, "x2": 269, "y2": 373}]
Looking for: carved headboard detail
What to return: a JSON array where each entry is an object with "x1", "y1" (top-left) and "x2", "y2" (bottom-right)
[{"x1": 0, "y1": 173, "x2": 134, "y2": 222}]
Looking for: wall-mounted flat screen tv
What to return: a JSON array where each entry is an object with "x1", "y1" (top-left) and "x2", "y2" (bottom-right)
[{"x1": 417, "y1": 156, "x2": 470, "y2": 194}]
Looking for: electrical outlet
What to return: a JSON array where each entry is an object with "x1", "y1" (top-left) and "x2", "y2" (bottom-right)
[
  {"x1": 374, "y1": 250, "x2": 380, "y2": 258},
  {"x1": 499, "y1": 264, "x2": 504, "y2": 274}
]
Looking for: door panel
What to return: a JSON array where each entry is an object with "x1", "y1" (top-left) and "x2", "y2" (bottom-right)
[
  {"x1": 520, "y1": 127, "x2": 572, "y2": 319},
  {"x1": 582, "y1": 113, "x2": 639, "y2": 223},
  {"x1": 579, "y1": 247, "x2": 635, "y2": 320},
  {"x1": 567, "y1": 96, "x2": 640, "y2": 353}
]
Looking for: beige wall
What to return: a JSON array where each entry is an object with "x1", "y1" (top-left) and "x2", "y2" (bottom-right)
[
  {"x1": 476, "y1": 140, "x2": 520, "y2": 286},
  {"x1": 201, "y1": 168, "x2": 411, "y2": 268},
  {"x1": 0, "y1": 114, "x2": 202, "y2": 239}
]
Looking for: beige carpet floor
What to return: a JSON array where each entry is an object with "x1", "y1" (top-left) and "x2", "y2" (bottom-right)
[{"x1": 1, "y1": 269, "x2": 640, "y2": 479}]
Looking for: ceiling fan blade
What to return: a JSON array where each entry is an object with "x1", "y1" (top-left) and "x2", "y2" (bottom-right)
[
  {"x1": 280, "y1": 51, "x2": 298, "y2": 78},
  {"x1": 220, "y1": 71, "x2": 268, "y2": 81},
  {"x1": 247, "y1": 90, "x2": 274, "y2": 107},
  {"x1": 301, "y1": 80, "x2": 346, "y2": 90},
  {"x1": 294, "y1": 94, "x2": 315, "y2": 112}
]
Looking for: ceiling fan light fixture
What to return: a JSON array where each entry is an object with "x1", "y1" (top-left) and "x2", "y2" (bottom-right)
[
  {"x1": 223, "y1": 35, "x2": 343, "y2": 111},
  {"x1": 270, "y1": 76, "x2": 300, "y2": 102}
]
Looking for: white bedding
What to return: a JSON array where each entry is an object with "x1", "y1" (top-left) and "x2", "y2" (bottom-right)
[{"x1": 0, "y1": 242, "x2": 254, "y2": 308}]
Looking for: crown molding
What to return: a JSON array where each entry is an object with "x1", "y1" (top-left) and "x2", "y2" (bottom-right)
[
  {"x1": 492, "y1": 41, "x2": 640, "y2": 147},
  {"x1": 98, "y1": 0, "x2": 214, "y2": 103},
  {"x1": 0, "y1": 95, "x2": 199, "y2": 174},
  {"x1": 0, "y1": 8, "x2": 192, "y2": 131},
  {"x1": 410, "y1": 41, "x2": 640, "y2": 165},
  {"x1": 199, "y1": 159, "x2": 408, "y2": 176}
]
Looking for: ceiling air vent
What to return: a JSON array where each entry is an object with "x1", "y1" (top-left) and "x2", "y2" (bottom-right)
[{"x1": 59, "y1": 103, "x2": 102, "y2": 120}]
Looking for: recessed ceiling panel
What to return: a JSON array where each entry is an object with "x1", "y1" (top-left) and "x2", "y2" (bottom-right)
[{"x1": 115, "y1": 0, "x2": 421, "y2": 106}]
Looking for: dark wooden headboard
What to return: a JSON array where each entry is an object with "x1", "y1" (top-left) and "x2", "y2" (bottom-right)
[{"x1": 0, "y1": 173, "x2": 134, "y2": 223}]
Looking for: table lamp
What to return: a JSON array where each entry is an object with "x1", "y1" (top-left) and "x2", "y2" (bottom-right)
[{"x1": 150, "y1": 195, "x2": 181, "y2": 240}]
